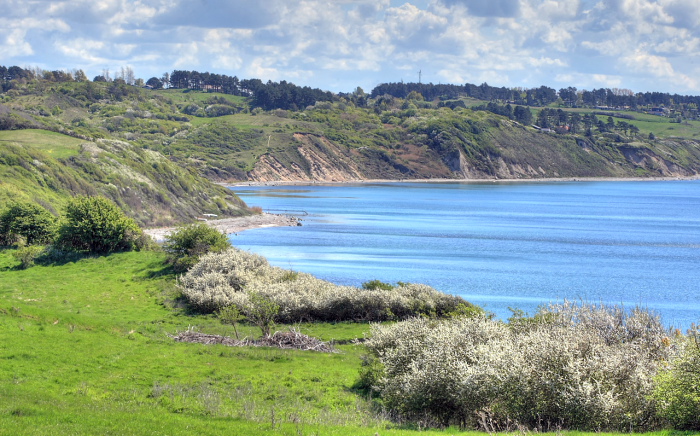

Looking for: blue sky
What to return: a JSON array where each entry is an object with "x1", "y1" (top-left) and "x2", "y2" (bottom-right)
[{"x1": 2, "y1": 0, "x2": 699, "y2": 94}]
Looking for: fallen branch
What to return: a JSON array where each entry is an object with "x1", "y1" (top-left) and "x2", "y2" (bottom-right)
[{"x1": 171, "y1": 327, "x2": 337, "y2": 353}]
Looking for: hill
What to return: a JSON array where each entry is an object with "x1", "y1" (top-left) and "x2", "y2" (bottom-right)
[
  {"x1": 0, "y1": 79, "x2": 253, "y2": 225},
  {"x1": 0, "y1": 129, "x2": 248, "y2": 226},
  {"x1": 2, "y1": 79, "x2": 700, "y2": 197}
]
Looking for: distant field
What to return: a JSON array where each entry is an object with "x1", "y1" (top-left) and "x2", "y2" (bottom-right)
[
  {"x1": 0, "y1": 129, "x2": 84, "y2": 159},
  {"x1": 157, "y1": 89, "x2": 247, "y2": 107}
]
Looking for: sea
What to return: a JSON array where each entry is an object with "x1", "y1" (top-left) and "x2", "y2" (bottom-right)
[{"x1": 228, "y1": 180, "x2": 700, "y2": 329}]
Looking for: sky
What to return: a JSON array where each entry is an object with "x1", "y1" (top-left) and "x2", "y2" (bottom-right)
[{"x1": 2, "y1": 0, "x2": 700, "y2": 95}]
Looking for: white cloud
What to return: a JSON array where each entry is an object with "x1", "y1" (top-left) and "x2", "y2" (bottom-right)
[
  {"x1": 621, "y1": 51, "x2": 697, "y2": 90},
  {"x1": 1, "y1": 0, "x2": 700, "y2": 93},
  {"x1": 0, "y1": 29, "x2": 34, "y2": 58}
]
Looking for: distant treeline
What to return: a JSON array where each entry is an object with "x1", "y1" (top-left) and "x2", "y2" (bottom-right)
[
  {"x1": 167, "y1": 70, "x2": 335, "y2": 111},
  {"x1": 3, "y1": 63, "x2": 700, "y2": 112},
  {"x1": 370, "y1": 81, "x2": 700, "y2": 110},
  {"x1": 0, "y1": 65, "x2": 335, "y2": 111}
]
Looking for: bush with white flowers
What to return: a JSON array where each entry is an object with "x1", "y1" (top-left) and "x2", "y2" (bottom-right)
[
  {"x1": 363, "y1": 302, "x2": 676, "y2": 431},
  {"x1": 179, "y1": 248, "x2": 477, "y2": 322}
]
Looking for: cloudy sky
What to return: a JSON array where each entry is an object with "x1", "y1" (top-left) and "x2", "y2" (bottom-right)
[{"x1": 2, "y1": 0, "x2": 700, "y2": 94}]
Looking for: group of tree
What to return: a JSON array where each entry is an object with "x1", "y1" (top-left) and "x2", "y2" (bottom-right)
[
  {"x1": 1, "y1": 196, "x2": 233, "y2": 272},
  {"x1": 371, "y1": 82, "x2": 559, "y2": 107},
  {"x1": 535, "y1": 108, "x2": 640, "y2": 136},
  {"x1": 0, "y1": 196, "x2": 150, "y2": 268},
  {"x1": 471, "y1": 102, "x2": 533, "y2": 125},
  {"x1": 370, "y1": 80, "x2": 700, "y2": 115},
  {"x1": 5, "y1": 62, "x2": 700, "y2": 116},
  {"x1": 167, "y1": 70, "x2": 335, "y2": 110}
]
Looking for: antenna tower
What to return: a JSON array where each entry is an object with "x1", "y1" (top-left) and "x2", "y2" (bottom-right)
[{"x1": 418, "y1": 70, "x2": 422, "y2": 84}]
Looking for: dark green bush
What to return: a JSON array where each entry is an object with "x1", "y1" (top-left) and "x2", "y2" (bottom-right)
[
  {"x1": 362, "y1": 279, "x2": 394, "y2": 291},
  {"x1": 56, "y1": 196, "x2": 142, "y2": 254},
  {"x1": 0, "y1": 201, "x2": 56, "y2": 245},
  {"x1": 163, "y1": 222, "x2": 231, "y2": 272}
]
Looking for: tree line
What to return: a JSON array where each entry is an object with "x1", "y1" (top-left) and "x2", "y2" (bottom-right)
[
  {"x1": 165, "y1": 70, "x2": 335, "y2": 111},
  {"x1": 370, "y1": 81, "x2": 700, "y2": 112},
  {"x1": 4, "y1": 63, "x2": 700, "y2": 114}
]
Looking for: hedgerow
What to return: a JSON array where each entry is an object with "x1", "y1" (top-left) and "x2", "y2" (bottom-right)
[
  {"x1": 179, "y1": 248, "x2": 476, "y2": 322},
  {"x1": 363, "y1": 302, "x2": 678, "y2": 431}
]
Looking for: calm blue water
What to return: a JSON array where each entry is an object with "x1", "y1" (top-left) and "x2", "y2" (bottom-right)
[{"x1": 229, "y1": 181, "x2": 700, "y2": 329}]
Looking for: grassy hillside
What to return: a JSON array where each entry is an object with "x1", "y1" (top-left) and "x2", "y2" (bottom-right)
[
  {"x1": 0, "y1": 128, "x2": 248, "y2": 226},
  {"x1": 3, "y1": 80, "x2": 700, "y2": 189}
]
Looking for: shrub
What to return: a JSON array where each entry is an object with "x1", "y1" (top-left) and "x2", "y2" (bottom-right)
[
  {"x1": 244, "y1": 292, "x2": 280, "y2": 338},
  {"x1": 163, "y1": 223, "x2": 231, "y2": 272},
  {"x1": 363, "y1": 302, "x2": 673, "y2": 431},
  {"x1": 11, "y1": 244, "x2": 45, "y2": 269},
  {"x1": 653, "y1": 325, "x2": 700, "y2": 430},
  {"x1": 0, "y1": 201, "x2": 56, "y2": 245},
  {"x1": 178, "y1": 248, "x2": 476, "y2": 322},
  {"x1": 362, "y1": 279, "x2": 394, "y2": 291},
  {"x1": 56, "y1": 196, "x2": 142, "y2": 254},
  {"x1": 217, "y1": 305, "x2": 244, "y2": 340}
]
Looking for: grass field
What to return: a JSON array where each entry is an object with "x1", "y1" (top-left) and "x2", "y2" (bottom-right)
[
  {"x1": 0, "y1": 129, "x2": 84, "y2": 159},
  {"x1": 1, "y1": 249, "x2": 699, "y2": 435}
]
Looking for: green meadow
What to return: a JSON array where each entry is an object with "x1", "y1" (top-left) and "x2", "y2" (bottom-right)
[{"x1": 0, "y1": 249, "x2": 696, "y2": 435}]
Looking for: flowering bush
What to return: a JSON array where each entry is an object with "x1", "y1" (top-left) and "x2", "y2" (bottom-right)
[
  {"x1": 179, "y1": 248, "x2": 476, "y2": 322},
  {"x1": 363, "y1": 302, "x2": 676, "y2": 431}
]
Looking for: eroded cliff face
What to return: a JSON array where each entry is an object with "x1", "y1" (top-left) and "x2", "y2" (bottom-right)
[{"x1": 247, "y1": 130, "x2": 700, "y2": 182}]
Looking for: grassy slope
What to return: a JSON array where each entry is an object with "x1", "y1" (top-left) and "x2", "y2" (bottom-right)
[
  {"x1": 0, "y1": 128, "x2": 249, "y2": 226},
  {"x1": 0, "y1": 250, "x2": 692, "y2": 436}
]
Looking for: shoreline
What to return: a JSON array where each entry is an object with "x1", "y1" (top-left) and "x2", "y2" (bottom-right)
[
  {"x1": 143, "y1": 213, "x2": 301, "y2": 242},
  {"x1": 222, "y1": 175, "x2": 700, "y2": 187}
]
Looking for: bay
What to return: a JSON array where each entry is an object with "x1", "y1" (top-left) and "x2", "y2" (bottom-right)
[{"x1": 229, "y1": 181, "x2": 700, "y2": 329}]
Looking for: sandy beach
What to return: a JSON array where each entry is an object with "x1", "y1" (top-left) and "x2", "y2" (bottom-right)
[
  {"x1": 224, "y1": 175, "x2": 700, "y2": 187},
  {"x1": 143, "y1": 213, "x2": 301, "y2": 242}
]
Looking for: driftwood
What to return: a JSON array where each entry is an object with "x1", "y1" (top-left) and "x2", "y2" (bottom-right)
[{"x1": 171, "y1": 327, "x2": 337, "y2": 353}]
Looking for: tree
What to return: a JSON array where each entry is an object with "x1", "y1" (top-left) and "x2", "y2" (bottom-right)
[
  {"x1": 56, "y1": 196, "x2": 142, "y2": 254},
  {"x1": 0, "y1": 201, "x2": 56, "y2": 245},
  {"x1": 146, "y1": 77, "x2": 163, "y2": 89},
  {"x1": 244, "y1": 292, "x2": 280, "y2": 338},
  {"x1": 653, "y1": 328, "x2": 700, "y2": 430},
  {"x1": 163, "y1": 222, "x2": 231, "y2": 272},
  {"x1": 161, "y1": 72, "x2": 170, "y2": 89},
  {"x1": 513, "y1": 105, "x2": 533, "y2": 125},
  {"x1": 73, "y1": 69, "x2": 88, "y2": 82}
]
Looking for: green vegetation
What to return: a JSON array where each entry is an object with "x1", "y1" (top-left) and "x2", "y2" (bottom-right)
[
  {"x1": 0, "y1": 250, "x2": 376, "y2": 435},
  {"x1": 653, "y1": 326, "x2": 700, "y2": 430},
  {"x1": 163, "y1": 222, "x2": 231, "y2": 272},
  {"x1": 3, "y1": 78, "x2": 700, "y2": 191},
  {"x1": 0, "y1": 200, "x2": 56, "y2": 245},
  {"x1": 0, "y1": 128, "x2": 249, "y2": 226},
  {"x1": 55, "y1": 196, "x2": 143, "y2": 254}
]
